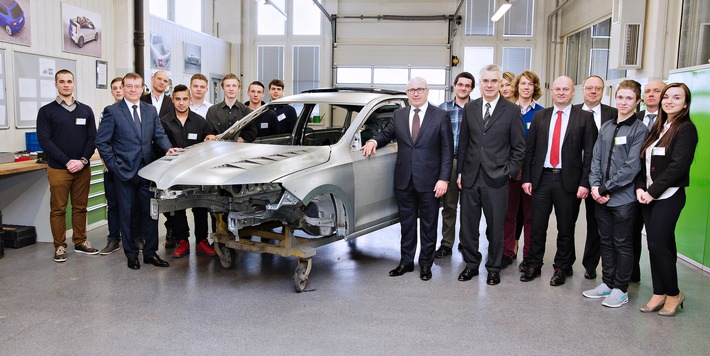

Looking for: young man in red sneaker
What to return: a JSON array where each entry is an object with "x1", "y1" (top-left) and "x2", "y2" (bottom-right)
[{"x1": 158, "y1": 84, "x2": 216, "y2": 257}]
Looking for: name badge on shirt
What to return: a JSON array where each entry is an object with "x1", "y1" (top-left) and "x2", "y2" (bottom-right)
[
  {"x1": 261, "y1": 122, "x2": 269, "y2": 129},
  {"x1": 614, "y1": 136, "x2": 627, "y2": 145},
  {"x1": 526, "y1": 122, "x2": 531, "y2": 129},
  {"x1": 187, "y1": 133, "x2": 198, "y2": 140},
  {"x1": 652, "y1": 147, "x2": 666, "y2": 156},
  {"x1": 76, "y1": 118, "x2": 86, "y2": 125},
  {"x1": 277, "y1": 113, "x2": 286, "y2": 122}
]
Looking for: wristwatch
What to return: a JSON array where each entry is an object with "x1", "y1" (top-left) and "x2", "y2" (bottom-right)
[{"x1": 79, "y1": 157, "x2": 89, "y2": 165}]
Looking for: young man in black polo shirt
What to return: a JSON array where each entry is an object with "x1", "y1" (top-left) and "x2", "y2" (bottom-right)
[
  {"x1": 37, "y1": 69, "x2": 99, "y2": 262},
  {"x1": 159, "y1": 84, "x2": 215, "y2": 258}
]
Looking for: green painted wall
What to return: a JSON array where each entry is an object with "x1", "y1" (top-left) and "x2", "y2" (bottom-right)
[{"x1": 669, "y1": 66, "x2": 710, "y2": 268}]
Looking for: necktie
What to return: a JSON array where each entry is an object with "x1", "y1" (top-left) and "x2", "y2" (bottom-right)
[
  {"x1": 646, "y1": 114, "x2": 657, "y2": 128},
  {"x1": 550, "y1": 110, "x2": 562, "y2": 168},
  {"x1": 132, "y1": 104, "x2": 141, "y2": 138},
  {"x1": 483, "y1": 103, "x2": 491, "y2": 128},
  {"x1": 412, "y1": 108, "x2": 421, "y2": 143}
]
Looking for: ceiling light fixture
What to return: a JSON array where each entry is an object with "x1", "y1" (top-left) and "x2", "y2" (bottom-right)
[{"x1": 491, "y1": 0, "x2": 512, "y2": 22}]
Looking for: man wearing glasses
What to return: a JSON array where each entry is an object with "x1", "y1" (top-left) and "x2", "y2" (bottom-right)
[
  {"x1": 361, "y1": 77, "x2": 453, "y2": 281},
  {"x1": 457, "y1": 64, "x2": 526, "y2": 286},
  {"x1": 435, "y1": 71, "x2": 475, "y2": 259},
  {"x1": 575, "y1": 75, "x2": 618, "y2": 281}
]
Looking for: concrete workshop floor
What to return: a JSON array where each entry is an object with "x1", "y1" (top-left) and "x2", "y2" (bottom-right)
[{"x1": 1, "y1": 208, "x2": 710, "y2": 355}]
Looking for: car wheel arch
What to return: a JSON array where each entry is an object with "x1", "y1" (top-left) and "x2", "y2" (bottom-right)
[{"x1": 298, "y1": 186, "x2": 353, "y2": 239}]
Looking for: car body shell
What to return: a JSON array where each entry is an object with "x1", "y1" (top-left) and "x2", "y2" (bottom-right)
[{"x1": 139, "y1": 90, "x2": 407, "y2": 240}]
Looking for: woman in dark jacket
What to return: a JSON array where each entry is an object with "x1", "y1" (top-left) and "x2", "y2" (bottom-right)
[{"x1": 635, "y1": 82, "x2": 698, "y2": 316}]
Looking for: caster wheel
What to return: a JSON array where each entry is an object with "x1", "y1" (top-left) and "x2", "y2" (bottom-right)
[{"x1": 293, "y1": 258, "x2": 312, "y2": 292}]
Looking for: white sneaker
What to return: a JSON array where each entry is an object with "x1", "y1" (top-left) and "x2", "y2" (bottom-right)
[
  {"x1": 602, "y1": 288, "x2": 629, "y2": 308},
  {"x1": 583, "y1": 283, "x2": 612, "y2": 299}
]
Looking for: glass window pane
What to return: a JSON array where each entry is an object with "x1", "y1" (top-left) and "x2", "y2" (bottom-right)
[
  {"x1": 678, "y1": 0, "x2": 710, "y2": 67},
  {"x1": 410, "y1": 68, "x2": 446, "y2": 85},
  {"x1": 428, "y1": 89, "x2": 446, "y2": 106},
  {"x1": 501, "y1": 48, "x2": 532, "y2": 75},
  {"x1": 565, "y1": 32, "x2": 581, "y2": 84},
  {"x1": 463, "y1": 47, "x2": 494, "y2": 99},
  {"x1": 503, "y1": 0, "x2": 534, "y2": 37},
  {"x1": 589, "y1": 48, "x2": 609, "y2": 78},
  {"x1": 257, "y1": 46, "x2": 285, "y2": 89},
  {"x1": 150, "y1": 0, "x2": 168, "y2": 19},
  {"x1": 293, "y1": 0, "x2": 321, "y2": 35},
  {"x1": 257, "y1": 0, "x2": 286, "y2": 35},
  {"x1": 465, "y1": 0, "x2": 496, "y2": 36},
  {"x1": 293, "y1": 46, "x2": 320, "y2": 95},
  {"x1": 175, "y1": 0, "x2": 202, "y2": 32},
  {"x1": 373, "y1": 68, "x2": 408, "y2": 85},
  {"x1": 336, "y1": 68, "x2": 372, "y2": 84}
]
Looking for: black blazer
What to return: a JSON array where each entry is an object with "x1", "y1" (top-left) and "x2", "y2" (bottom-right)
[
  {"x1": 573, "y1": 103, "x2": 617, "y2": 127},
  {"x1": 374, "y1": 104, "x2": 453, "y2": 192},
  {"x1": 458, "y1": 97, "x2": 525, "y2": 188},
  {"x1": 522, "y1": 106, "x2": 598, "y2": 193},
  {"x1": 141, "y1": 92, "x2": 174, "y2": 118},
  {"x1": 635, "y1": 121, "x2": 698, "y2": 198}
]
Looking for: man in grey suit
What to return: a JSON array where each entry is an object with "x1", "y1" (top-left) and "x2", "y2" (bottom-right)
[
  {"x1": 361, "y1": 77, "x2": 453, "y2": 281},
  {"x1": 457, "y1": 64, "x2": 526, "y2": 285},
  {"x1": 520, "y1": 76, "x2": 598, "y2": 286},
  {"x1": 96, "y1": 72, "x2": 179, "y2": 270},
  {"x1": 575, "y1": 75, "x2": 619, "y2": 280}
]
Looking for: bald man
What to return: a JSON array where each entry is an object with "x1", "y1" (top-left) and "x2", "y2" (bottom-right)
[{"x1": 520, "y1": 76, "x2": 598, "y2": 286}]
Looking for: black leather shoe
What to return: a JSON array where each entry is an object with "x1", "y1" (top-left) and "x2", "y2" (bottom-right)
[
  {"x1": 389, "y1": 264, "x2": 414, "y2": 277},
  {"x1": 550, "y1": 268, "x2": 566, "y2": 286},
  {"x1": 520, "y1": 266, "x2": 541, "y2": 282},
  {"x1": 458, "y1": 268, "x2": 479, "y2": 281},
  {"x1": 420, "y1": 267, "x2": 432, "y2": 281},
  {"x1": 518, "y1": 260, "x2": 529, "y2": 272},
  {"x1": 144, "y1": 255, "x2": 170, "y2": 267},
  {"x1": 501, "y1": 255, "x2": 513, "y2": 269},
  {"x1": 435, "y1": 245, "x2": 452, "y2": 259},
  {"x1": 127, "y1": 257, "x2": 140, "y2": 270},
  {"x1": 584, "y1": 268, "x2": 597, "y2": 279},
  {"x1": 564, "y1": 267, "x2": 574, "y2": 277},
  {"x1": 486, "y1": 271, "x2": 500, "y2": 285}
]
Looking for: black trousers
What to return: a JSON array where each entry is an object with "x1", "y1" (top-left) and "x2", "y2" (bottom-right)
[
  {"x1": 395, "y1": 178, "x2": 439, "y2": 268},
  {"x1": 642, "y1": 189, "x2": 685, "y2": 296},
  {"x1": 596, "y1": 201, "x2": 636, "y2": 292},
  {"x1": 527, "y1": 171, "x2": 581, "y2": 270},
  {"x1": 630, "y1": 203, "x2": 644, "y2": 281},
  {"x1": 192, "y1": 207, "x2": 211, "y2": 242},
  {"x1": 459, "y1": 172, "x2": 508, "y2": 272},
  {"x1": 114, "y1": 173, "x2": 158, "y2": 259}
]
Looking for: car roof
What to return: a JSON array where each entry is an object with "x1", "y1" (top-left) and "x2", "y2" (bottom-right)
[
  {"x1": 0, "y1": 0, "x2": 16, "y2": 8},
  {"x1": 272, "y1": 91, "x2": 406, "y2": 106}
]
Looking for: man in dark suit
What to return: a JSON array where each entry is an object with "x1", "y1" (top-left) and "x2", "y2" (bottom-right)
[
  {"x1": 96, "y1": 72, "x2": 179, "y2": 270},
  {"x1": 630, "y1": 79, "x2": 665, "y2": 282},
  {"x1": 520, "y1": 76, "x2": 597, "y2": 286},
  {"x1": 575, "y1": 75, "x2": 618, "y2": 280},
  {"x1": 361, "y1": 77, "x2": 453, "y2": 281},
  {"x1": 457, "y1": 64, "x2": 526, "y2": 285},
  {"x1": 141, "y1": 70, "x2": 174, "y2": 119}
]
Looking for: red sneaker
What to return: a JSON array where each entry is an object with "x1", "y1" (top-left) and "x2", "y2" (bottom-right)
[
  {"x1": 173, "y1": 240, "x2": 190, "y2": 258},
  {"x1": 196, "y1": 239, "x2": 216, "y2": 256}
]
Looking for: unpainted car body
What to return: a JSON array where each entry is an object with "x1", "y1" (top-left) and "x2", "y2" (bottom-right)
[{"x1": 139, "y1": 89, "x2": 407, "y2": 241}]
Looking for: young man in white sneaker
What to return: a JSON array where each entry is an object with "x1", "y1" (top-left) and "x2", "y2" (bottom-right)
[
  {"x1": 583, "y1": 80, "x2": 648, "y2": 307},
  {"x1": 37, "y1": 69, "x2": 99, "y2": 261}
]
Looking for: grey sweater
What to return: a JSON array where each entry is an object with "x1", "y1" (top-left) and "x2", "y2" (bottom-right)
[{"x1": 589, "y1": 116, "x2": 648, "y2": 207}]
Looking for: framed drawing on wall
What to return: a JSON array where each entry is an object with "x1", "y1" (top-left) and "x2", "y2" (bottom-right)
[{"x1": 96, "y1": 60, "x2": 107, "y2": 89}]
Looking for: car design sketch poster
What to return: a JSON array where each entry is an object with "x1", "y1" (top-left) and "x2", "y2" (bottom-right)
[
  {"x1": 184, "y1": 42, "x2": 201, "y2": 74},
  {"x1": 150, "y1": 32, "x2": 171, "y2": 70},
  {"x1": 62, "y1": 3, "x2": 101, "y2": 57},
  {"x1": 0, "y1": 0, "x2": 30, "y2": 46}
]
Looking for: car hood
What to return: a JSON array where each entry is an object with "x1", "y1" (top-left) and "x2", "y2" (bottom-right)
[{"x1": 139, "y1": 140, "x2": 331, "y2": 190}]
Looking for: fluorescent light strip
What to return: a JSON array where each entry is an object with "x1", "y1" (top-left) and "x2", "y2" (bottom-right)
[{"x1": 491, "y1": 3, "x2": 512, "y2": 22}]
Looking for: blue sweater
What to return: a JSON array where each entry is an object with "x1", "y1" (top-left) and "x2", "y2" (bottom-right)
[{"x1": 37, "y1": 100, "x2": 96, "y2": 169}]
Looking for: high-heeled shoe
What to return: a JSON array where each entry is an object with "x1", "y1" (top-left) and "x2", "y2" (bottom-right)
[
  {"x1": 658, "y1": 291, "x2": 685, "y2": 317},
  {"x1": 639, "y1": 295, "x2": 666, "y2": 313}
]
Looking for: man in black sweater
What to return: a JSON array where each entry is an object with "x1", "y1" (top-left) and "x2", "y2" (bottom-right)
[{"x1": 37, "y1": 69, "x2": 99, "y2": 262}]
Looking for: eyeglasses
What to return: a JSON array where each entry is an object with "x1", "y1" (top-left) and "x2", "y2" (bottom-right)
[
  {"x1": 406, "y1": 88, "x2": 428, "y2": 94},
  {"x1": 455, "y1": 83, "x2": 473, "y2": 89},
  {"x1": 123, "y1": 84, "x2": 142, "y2": 90},
  {"x1": 584, "y1": 86, "x2": 603, "y2": 91}
]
